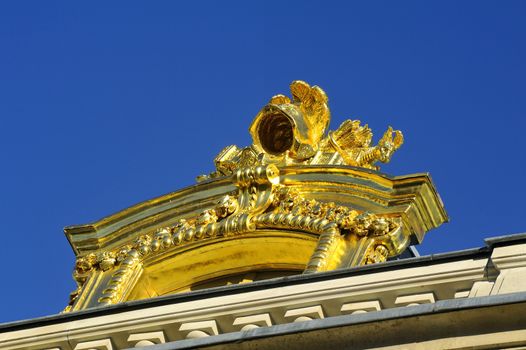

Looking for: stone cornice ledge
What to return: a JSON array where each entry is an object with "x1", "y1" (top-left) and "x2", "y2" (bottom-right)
[{"x1": 137, "y1": 291, "x2": 526, "y2": 350}]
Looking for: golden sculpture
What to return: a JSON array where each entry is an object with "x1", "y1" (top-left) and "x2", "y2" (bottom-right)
[
  {"x1": 63, "y1": 81, "x2": 447, "y2": 312},
  {"x1": 200, "y1": 80, "x2": 403, "y2": 181}
]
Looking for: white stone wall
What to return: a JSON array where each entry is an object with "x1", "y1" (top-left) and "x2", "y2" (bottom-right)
[{"x1": 1, "y1": 240, "x2": 525, "y2": 350}]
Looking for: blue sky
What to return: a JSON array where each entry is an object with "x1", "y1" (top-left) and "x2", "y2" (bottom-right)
[{"x1": 1, "y1": 1, "x2": 525, "y2": 323}]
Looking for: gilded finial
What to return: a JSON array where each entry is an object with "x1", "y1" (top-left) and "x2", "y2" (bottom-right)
[
  {"x1": 199, "y1": 80, "x2": 403, "y2": 180},
  {"x1": 250, "y1": 80, "x2": 330, "y2": 161}
]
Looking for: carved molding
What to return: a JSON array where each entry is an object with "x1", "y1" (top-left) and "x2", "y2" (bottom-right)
[
  {"x1": 66, "y1": 165, "x2": 408, "y2": 310},
  {"x1": 179, "y1": 320, "x2": 219, "y2": 339},
  {"x1": 73, "y1": 339, "x2": 113, "y2": 350},
  {"x1": 284, "y1": 305, "x2": 325, "y2": 322},
  {"x1": 127, "y1": 331, "x2": 166, "y2": 347},
  {"x1": 201, "y1": 80, "x2": 404, "y2": 181},
  {"x1": 233, "y1": 313, "x2": 272, "y2": 331}
]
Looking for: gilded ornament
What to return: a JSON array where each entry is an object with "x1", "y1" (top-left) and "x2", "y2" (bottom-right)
[
  {"x1": 365, "y1": 245, "x2": 389, "y2": 264},
  {"x1": 199, "y1": 80, "x2": 403, "y2": 180},
  {"x1": 116, "y1": 246, "x2": 132, "y2": 262},
  {"x1": 196, "y1": 209, "x2": 218, "y2": 226},
  {"x1": 97, "y1": 251, "x2": 116, "y2": 271},
  {"x1": 74, "y1": 253, "x2": 96, "y2": 275},
  {"x1": 63, "y1": 80, "x2": 447, "y2": 312},
  {"x1": 215, "y1": 195, "x2": 238, "y2": 219}
]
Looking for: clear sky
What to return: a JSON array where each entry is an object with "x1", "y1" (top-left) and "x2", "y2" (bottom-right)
[{"x1": 1, "y1": 1, "x2": 525, "y2": 323}]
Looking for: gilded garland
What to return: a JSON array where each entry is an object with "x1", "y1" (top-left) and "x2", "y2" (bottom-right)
[{"x1": 67, "y1": 165, "x2": 402, "y2": 310}]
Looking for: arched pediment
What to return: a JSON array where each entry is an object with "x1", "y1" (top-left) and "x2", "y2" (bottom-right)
[
  {"x1": 63, "y1": 81, "x2": 447, "y2": 312},
  {"x1": 65, "y1": 164, "x2": 446, "y2": 311}
]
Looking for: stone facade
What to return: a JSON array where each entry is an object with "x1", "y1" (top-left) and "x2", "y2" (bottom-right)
[{"x1": 1, "y1": 233, "x2": 525, "y2": 349}]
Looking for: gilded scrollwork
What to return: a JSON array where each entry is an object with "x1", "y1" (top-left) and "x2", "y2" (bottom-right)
[
  {"x1": 215, "y1": 195, "x2": 238, "y2": 218},
  {"x1": 350, "y1": 213, "x2": 397, "y2": 237},
  {"x1": 67, "y1": 163, "x2": 406, "y2": 309},
  {"x1": 98, "y1": 249, "x2": 140, "y2": 305},
  {"x1": 61, "y1": 79, "x2": 449, "y2": 314},
  {"x1": 97, "y1": 251, "x2": 117, "y2": 271},
  {"x1": 73, "y1": 253, "x2": 97, "y2": 281},
  {"x1": 65, "y1": 254, "x2": 96, "y2": 311},
  {"x1": 91, "y1": 165, "x2": 280, "y2": 306},
  {"x1": 268, "y1": 186, "x2": 398, "y2": 238},
  {"x1": 65, "y1": 252, "x2": 117, "y2": 311},
  {"x1": 198, "y1": 80, "x2": 403, "y2": 181},
  {"x1": 263, "y1": 185, "x2": 402, "y2": 272}
]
